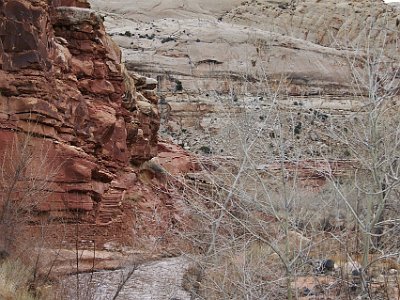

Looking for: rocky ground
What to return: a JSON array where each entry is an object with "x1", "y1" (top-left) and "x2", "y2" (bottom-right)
[{"x1": 61, "y1": 256, "x2": 192, "y2": 300}]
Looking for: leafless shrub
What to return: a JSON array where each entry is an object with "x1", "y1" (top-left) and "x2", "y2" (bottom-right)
[{"x1": 168, "y1": 4, "x2": 400, "y2": 299}]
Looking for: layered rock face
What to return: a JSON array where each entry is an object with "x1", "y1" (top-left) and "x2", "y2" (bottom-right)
[
  {"x1": 226, "y1": 0, "x2": 399, "y2": 53},
  {"x1": 0, "y1": 0, "x2": 189, "y2": 248},
  {"x1": 89, "y1": 0, "x2": 399, "y2": 184}
]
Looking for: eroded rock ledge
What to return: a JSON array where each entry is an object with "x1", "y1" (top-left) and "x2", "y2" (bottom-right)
[{"x1": 0, "y1": 0, "x2": 191, "y2": 250}]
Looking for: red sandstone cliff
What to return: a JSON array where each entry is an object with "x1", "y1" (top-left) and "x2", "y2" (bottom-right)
[{"x1": 0, "y1": 0, "x2": 194, "y2": 250}]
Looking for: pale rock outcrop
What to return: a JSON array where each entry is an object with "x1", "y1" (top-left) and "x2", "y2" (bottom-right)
[{"x1": 89, "y1": 0, "x2": 399, "y2": 181}]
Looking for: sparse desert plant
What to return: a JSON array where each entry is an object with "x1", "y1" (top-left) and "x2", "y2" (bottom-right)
[
  {"x1": 175, "y1": 79, "x2": 183, "y2": 92},
  {"x1": 0, "y1": 125, "x2": 66, "y2": 298},
  {"x1": 0, "y1": 128, "x2": 57, "y2": 255},
  {"x1": 0, "y1": 258, "x2": 53, "y2": 300}
]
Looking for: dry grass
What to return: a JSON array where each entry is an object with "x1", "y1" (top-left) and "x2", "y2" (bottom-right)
[
  {"x1": 0, "y1": 258, "x2": 36, "y2": 300},
  {"x1": 189, "y1": 240, "x2": 290, "y2": 299},
  {"x1": 0, "y1": 258, "x2": 56, "y2": 300}
]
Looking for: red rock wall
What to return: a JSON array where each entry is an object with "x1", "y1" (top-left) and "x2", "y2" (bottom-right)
[{"x1": 0, "y1": 0, "x2": 174, "y2": 248}]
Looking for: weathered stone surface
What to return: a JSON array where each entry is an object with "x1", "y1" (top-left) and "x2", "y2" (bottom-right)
[
  {"x1": 62, "y1": 257, "x2": 193, "y2": 300},
  {"x1": 0, "y1": 0, "x2": 181, "y2": 249},
  {"x1": 89, "y1": 0, "x2": 399, "y2": 163},
  {"x1": 156, "y1": 141, "x2": 200, "y2": 175}
]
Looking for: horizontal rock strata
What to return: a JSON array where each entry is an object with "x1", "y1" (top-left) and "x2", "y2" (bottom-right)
[
  {"x1": 89, "y1": 0, "x2": 399, "y2": 169},
  {"x1": 0, "y1": 0, "x2": 192, "y2": 249}
]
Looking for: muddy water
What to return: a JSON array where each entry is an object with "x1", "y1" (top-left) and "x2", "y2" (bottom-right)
[{"x1": 63, "y1": 256, "x2": 192, "y2": 300}]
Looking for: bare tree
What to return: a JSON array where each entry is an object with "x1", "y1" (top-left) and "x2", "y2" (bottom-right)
[
  {"x1": 167, "y1": 5, "x2": 400, "y2": 299},
  {"x1": 324, "y1": 7, "x2": 400, "y2": 296},
  {"x1": 0, "y1": 128, "x2": 56, "y2": 255}
]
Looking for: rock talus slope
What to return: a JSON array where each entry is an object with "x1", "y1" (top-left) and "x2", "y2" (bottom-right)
[{"x1": 0, "y1": 0, "x2": 195, "y2": 249}]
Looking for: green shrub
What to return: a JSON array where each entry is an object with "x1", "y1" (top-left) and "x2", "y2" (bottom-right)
[
  {"x1": 199, "y1": 146, "x2": 212, "y2": 154},
  {"x1": 175, "y1": 80, "x2": 183, "y2": 92}
]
